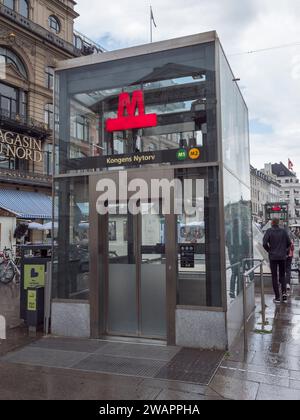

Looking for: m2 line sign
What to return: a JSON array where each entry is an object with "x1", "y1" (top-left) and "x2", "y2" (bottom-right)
[{"x1": 0, "y1": 129, "x2": 43, "y2": 163}]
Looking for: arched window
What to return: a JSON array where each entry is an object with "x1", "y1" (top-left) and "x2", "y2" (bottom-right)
[
  {"x1": 0, "y1": 47, "x2": 28, "y2": 79},
  {"x1": 0, "y1": 81, "x2": 27, "y2": 121},
  {"x1": 19, "y1": 0, "x2": 29, "y2": 18},
  {"x1": 48, "y1": 15, "x2": 61, "y2": 34}
]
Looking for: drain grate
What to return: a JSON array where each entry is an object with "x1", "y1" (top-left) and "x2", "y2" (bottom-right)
[
  {"x1": 72, "y1": 354, "x2": 166, "y2": 378},
  {"x1": 155, "y1": 348, "x2": 225, "y2": 385},
  {"x1": 97, "y1": 342, "x2": 180, "y2": 362}
]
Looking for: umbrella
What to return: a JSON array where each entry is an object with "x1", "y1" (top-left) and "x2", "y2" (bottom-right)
[{"x1": 28, "y1": 222, "x2": 44, "y2": 230}]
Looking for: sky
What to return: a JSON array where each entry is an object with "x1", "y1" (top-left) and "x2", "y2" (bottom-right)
[{"x1": 74, "y1": 0, "x2": 300, "y2": 173}]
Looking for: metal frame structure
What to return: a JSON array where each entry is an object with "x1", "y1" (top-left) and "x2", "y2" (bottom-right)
[{"x1": 52, "y1": 32, "x2": 252, "y2": 349}]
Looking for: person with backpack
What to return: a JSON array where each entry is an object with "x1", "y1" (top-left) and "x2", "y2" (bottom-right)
[{"x1": 263, "y1": 218, "x2": 291, "y2": 304}]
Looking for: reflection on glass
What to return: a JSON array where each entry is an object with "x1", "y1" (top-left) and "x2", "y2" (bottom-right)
[
  {"x1": 54, "y1": 177, "x2": 90, "y2": 300},
  {"x1": 141, "y1": 204, "x2": 166, "y2": 337},
  {"x1": 177, "y1": 176, "x2": 206, "y2": 307},
  {"x1": 224, "y1": 169, "x2": 253, "y2": 302},
  {"x1": 108, "y1": 207, "x2": 137, "y2": 334},
  {"x1": 220, "y1": 47, "x2": 250, "y2": 187}
]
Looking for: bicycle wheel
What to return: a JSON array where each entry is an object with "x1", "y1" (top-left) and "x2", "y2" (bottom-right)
[{"x1": 0, "y1": 263, "x2": 15, "y2": 285}]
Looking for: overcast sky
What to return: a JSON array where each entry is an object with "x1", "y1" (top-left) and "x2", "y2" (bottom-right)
[{"x1": 75, "y1": 0, "x2": 300, "y2": 173}]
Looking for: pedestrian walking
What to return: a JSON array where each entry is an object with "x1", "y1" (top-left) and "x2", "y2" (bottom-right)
[{"x1": 263, "y1": 218, "x2": 291, "y2": 304}]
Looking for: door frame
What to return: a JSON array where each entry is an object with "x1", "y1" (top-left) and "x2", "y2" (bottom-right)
[{"x1": 89, "y1": 167, "x2": 177, "y2": 345}]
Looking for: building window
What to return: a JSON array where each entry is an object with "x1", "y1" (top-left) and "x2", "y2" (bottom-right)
[
  {"x1": 45, "y1": 66, "x2": 54, "y2": 90},
  {"x1": 43, "y1": 143, "x2": 53, "y2": 175},
  {"x1": 19, "y1": 0, "x2": 29, "y2": 18},
  {"x1": 48, "y1": 15, "x2": 61, "y2": 34},
  {"x1": 45, "y1": 103, "x2": 54, "y2": 129},
  {"x1": 73, "y1": 35, "x2": 83, "y2": 50},
  {"x1": 72, "y1": 115, "x2": 90, "y2": 141},
  {"x1": 3, "y1": 0, "x2": 16, "y2": 11},
  {"x1": 0, "y1": 81, "x2": 27, "y2": 120},
  {"x1": 0, "y1": 47, "x2": 27, "y2": 79}
]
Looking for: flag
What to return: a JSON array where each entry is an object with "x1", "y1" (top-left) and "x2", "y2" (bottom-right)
[
  {"x1": 288, "y1": 159, "x2": 294, "y2": 170},
  {"x1": 150, "y1": 6, "x2": 157, "y2": 28}
]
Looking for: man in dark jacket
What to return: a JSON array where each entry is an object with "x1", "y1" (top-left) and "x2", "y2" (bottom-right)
[{"x1": 263, "y1": 218, "x2": 291, "y2": 303}]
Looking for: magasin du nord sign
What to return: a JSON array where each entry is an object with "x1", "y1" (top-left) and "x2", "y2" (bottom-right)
[{"x1": 0, "y1": 129, "x2": 43, "y2": 162}]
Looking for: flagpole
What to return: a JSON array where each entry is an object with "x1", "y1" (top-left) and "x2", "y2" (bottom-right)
[{"x1": 150, "y1": 6, "x2": 153, "y2": 43}]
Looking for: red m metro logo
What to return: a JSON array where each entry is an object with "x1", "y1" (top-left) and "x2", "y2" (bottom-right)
[{"x1": 106, "y1": 90, "x2": 157, "y2": 132}]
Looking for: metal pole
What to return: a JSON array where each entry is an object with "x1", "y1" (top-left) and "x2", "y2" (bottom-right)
[
  {"x1": 44, "y1": 261, "x2": 52, "y2": 335},
  {"x1": 150, "y1": 7, "x2": 153, "y2": 43},
  {"x1": 243, "y1": 273, "x2": 248, "y2": 353},
  {"x1": 260, "y1": 261, "x2": 266, "y2": 326}
]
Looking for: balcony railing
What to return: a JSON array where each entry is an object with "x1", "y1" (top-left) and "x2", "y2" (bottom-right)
[
  {"x1": 73, "y1": 30, "x2": 105, "y2": 55},
  {"x1": 0, "y1": 4, "x2": 82, "y2": 57},
  {"x1": 0, "y1": 108, "x2": 51, "y2": 138},
  {"x1": 0, "y1": 167, "x2": 52, "y2": 186}
]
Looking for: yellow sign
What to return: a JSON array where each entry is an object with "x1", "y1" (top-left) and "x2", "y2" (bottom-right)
[
  {"x1": 189, "y1": 148, "x2": 200, "y2": 160},
  {"x1": 27, "y1": 290, "x2": 37, "y2": 312},
  {"x1": 24, "y1": 265, "x2": 45, "y2": 290}
]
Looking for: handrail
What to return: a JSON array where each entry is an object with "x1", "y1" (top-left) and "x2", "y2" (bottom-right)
[
  {"x1": 243, "y1": 262, "x2": 263, "y2": 279},
  {"x1": 242, "y1": 258, "x2": 265, "y2": 354},
  {"x1": 226, "y1": 262, "x2": 241, "y2": 271}
]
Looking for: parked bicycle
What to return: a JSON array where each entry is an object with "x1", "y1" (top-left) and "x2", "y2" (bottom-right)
[{"x1": 0, "y1": 248, "x2": 21, "y2": 285}]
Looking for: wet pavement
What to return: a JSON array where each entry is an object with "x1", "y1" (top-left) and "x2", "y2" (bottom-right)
[
  {"x1": 0, "y1": 286, "x2": 300, "y2": 399},
  {"x1": 213, "y1": 284, "x2": 300, "y2": 400}
]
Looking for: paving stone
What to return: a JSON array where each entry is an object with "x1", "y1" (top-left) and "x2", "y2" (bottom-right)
[
  {"x1": 155, "y1": 389, "x2": 224, "y2": 400},
  {"x1": 30, "y1": 337, "x2": 108, "y2": 353},
  {"x1": 2, "y1": 347, "x2": 89, "y2": 368},
  {"x1": 256, "y1": 383, "x2": 300, "y2": 400},
  {"x1": 209, "y1": 374, "x2": 259, "y2": 400}
]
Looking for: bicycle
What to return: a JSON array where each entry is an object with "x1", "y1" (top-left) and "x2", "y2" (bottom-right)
[{"x1": 0, "y1": 248, "x2": 21, "y2": 285}]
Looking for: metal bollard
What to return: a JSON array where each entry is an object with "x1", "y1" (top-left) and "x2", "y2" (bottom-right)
[{"x1": 0, "y1": 315, "x2": 6, "y2": 340}]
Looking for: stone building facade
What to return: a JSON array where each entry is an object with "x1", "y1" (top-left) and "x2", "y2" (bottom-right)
[
  {"x1": 0, "y1": 0, "x2": 102, "y2": 249},
  {"x1": 265, "y1": 162, "x2": 300, "y2": 225},
  {"x1": 250, "y1": 165, "x2": 281, "y2": 223}
]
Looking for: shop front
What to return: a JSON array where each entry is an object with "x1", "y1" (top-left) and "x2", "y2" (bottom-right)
[{"x1": 53, "y1": 32, "x2": 253, "y2": 349}]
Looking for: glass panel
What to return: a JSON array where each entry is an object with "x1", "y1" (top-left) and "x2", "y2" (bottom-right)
[
  {"x1": 220, "y1": 46, "x2": 250, "y2": 187},
  {"x1": 175, "y1": 167, "x2": 222, "y2": 307},
  {"x1": 177, "y1": 178, "x2": 206, "y2": 306},
  {"x1": 108, "y1": 265, "x2": 137, "y2": 334},
  {"x1": 56, "y1": 42, "x2": 217, "y2": 174},
  {"x1": 53, "y1": 177, "x2": 90, "y2": 300},
  {"x1": 107, "y1": 209, "x2": 138, "y2": 335},
  {"x1": 224, "y1": 169, "x2": 253, "y2": 303},
  {"x1": 141, "y1": 206, "x2": 166, "y2": 338}
]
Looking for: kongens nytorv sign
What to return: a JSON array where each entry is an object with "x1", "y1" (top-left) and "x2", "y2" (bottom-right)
[{"x1": 0, "y1": 130, "x2": 43, "y2": 162}]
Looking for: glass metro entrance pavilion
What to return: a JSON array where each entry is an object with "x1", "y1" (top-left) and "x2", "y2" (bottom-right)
[{"x1": 52, "y1": 32, "x2": 253, "y2": 350}]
